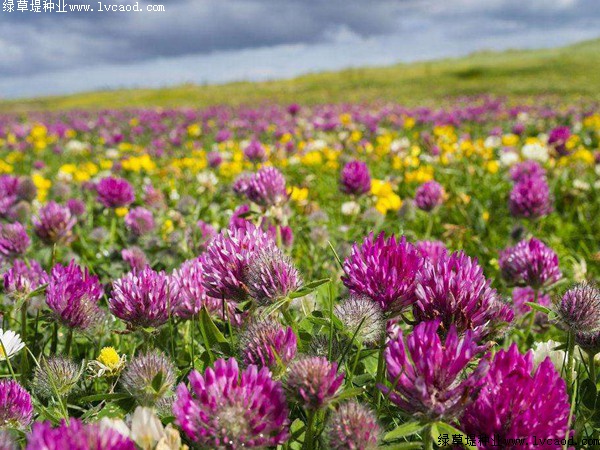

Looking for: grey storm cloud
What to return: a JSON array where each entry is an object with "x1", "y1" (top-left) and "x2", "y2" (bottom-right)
[
  {"x1": 0, "y1": 0, "x2": 599, "y2": 97},
  {"x1": 0, "y1": 0, "x2": 408, "y2": 76}
]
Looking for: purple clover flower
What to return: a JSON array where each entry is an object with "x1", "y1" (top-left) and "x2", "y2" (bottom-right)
[
  {"x1": 121, "y1": 246, "x2": 148, "y2": 272},
  {"x1": 461, "y1": 344, "x2": 571, "y2": 449},
  {"x1": 243, "y1": 140, "x2": 268, "y2": 163},
  {"x1": 342, "y1": 232, "x2": 422, "y2": 316},
  {"x1": 548, "y1": 125, "x2": 571, "y2": 156},
  {"x1": 0, "y1": 379, "x2": 33, "y2": 429},
  {"x1": 109, "y1": 266, "x2": 171, "y2": 329},
  {"x1": 246, "y1": 246, "x2": 302, "y2": 305},
  {"x1": 413, "y1": 251, "x2": 514, "y2": 340},
  {"x1": 381, "y1": 320, "x2": 487, "y2": 421},
  {"x1": 46, "y1": 261, "x2": 104, "y2": 330},
  {"x1": 173, "y1": 358, "x2": 290, "y2": 448},
  {"x1": 124, "y1": 207, "x2": 155, "y2": 236},
  {"x1": 96, "y1": 176, "x2": 135, "y2": 208},
  {"x1": 508, "y1": 175, "x2": 552, "y2": 219},
  {"x1": 414, "y1": 180, "x2": 445, "y2": 212},
  {"x1": 286, "y1": 357, "x2": 344, "y2": 410},
  {"x1": 0, "y1": 222, "x2": 30, "y2": 260},
  {"x1": 509, "y1": 160, "x2": 546, "y2": 183},
  {"x1": 326, "y1": 401, "x2": 380, "y2": 450},
  {"x1": 201, "y1": 222, "x2": 277, "y2": 302},
  {"x1": 499, "y1": 238, "x2": 561, "y2": 289},
  {"x1": 239, "y1": 320, "x2": 297, "y2": 370},
  {"x1": 33, "y1": 201, "x2": 76, "y2": 245},
  {"x1": 245, "y1": 167, "x2": 288, "y2": 208},
  {"x1": 340, "y1": 160, "x2": 371, "y2": 196},
  {"x1": 415, "y1": 240, "x2": 447, "y2": 264},
  {"x1": 170, "y1": 258, "x2": 241, "y2": 325},
  {"x1": 3, "y1": 259, "x2": 49, "y2": 299},
  {"x1": 26, "y1": 419, "x2": 136, "y2": 450}
]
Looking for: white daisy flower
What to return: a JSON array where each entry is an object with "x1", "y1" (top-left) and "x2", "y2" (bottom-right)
[{"x1": 0, "y1": 329, "x2": 25, "y2": 361}]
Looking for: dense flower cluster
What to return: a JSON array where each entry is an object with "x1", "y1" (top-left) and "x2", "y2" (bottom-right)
[{"x1": 173, "y1": 358, "x2": 290, "y2": 448}]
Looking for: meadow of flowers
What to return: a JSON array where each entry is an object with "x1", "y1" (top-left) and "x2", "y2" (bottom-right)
[{"x1": 0, "y1": 96, "x2": 599, "y2": 449}]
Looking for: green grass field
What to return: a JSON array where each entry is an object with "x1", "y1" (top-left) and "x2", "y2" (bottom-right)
[{"x1": 2, "y1": 38, "x2": 599, "y2": 112}]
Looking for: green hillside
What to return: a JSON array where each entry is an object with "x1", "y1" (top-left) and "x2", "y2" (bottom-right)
[{"x1": 2, "y1": 38, "x2": 599, "y2": 112}]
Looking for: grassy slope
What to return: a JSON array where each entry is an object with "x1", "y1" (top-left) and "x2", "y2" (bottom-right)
[{"x1": 2, "y1": 38, "x2": 599, "y2": 112}]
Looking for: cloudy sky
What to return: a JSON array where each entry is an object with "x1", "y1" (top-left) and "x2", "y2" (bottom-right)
[{"x1": 0, "y1": 0, "x2": 599, "y2": 99}]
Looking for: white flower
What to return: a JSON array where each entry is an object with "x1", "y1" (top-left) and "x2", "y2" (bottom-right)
[
  {"x1": 341, "y1": 201, "x2": 360, "y2": 216},
  {"x1": 484, "y1": 136, "x2": 502, "y2": 149},
  {"x1": 101, "y1": 407, "x2": 186, "y2": 450},
  {"x1": 64, "y1": 140, "x2": 89, "y2": 154},
  {"x1": 0, "y1": 329, "x2": 25, "y2": 361},
  {"x1": 521, "y1": 142, "x2": 549, "y2": 162},
  {"x1": 532, "y1": 339, "x2": 577, "y2": 378},
  {"x1": 499, "y1": 150, "x2": 520, "y2": 167},
  {"x1": 105, "y1": 148, "x2": 120, "y2": 159},
  {"x1": 573, "y1": 179, "x2": 591, "y2": 191}
]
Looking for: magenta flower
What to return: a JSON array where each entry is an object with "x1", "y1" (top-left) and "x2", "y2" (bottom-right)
[
  {"x1": 33, "y1": 201, "x2": 76, "y2": 245},
  {"x1": 413, "y1": 251, "x2": 513, "y2": 339},
  {"x1": 512, "y1": 286, "x2": 551, "y2": 316},
  {"x1": 326, "y1": 401, "x2": 380, "y2": 450},
  {"x1": 232, "y1": 174, "x2": 253, "y2": 197},
  {"x1": 243, "y1": 140, "x2": 268, "y2": 163},
  {"x1": 0, "y1": 222, "x2": 30, "y2": 260},
  {"x1": 121, "y1": 246, "x2": 148, "y2": 271},
  {"x1": 66, "y1": 198, "x2": 86, "y2": 217},
  {"x1": 548, "y1": 125, "x2": 571, "y2": 156},
  {"x1": 415, "y1": 240, "x2": 447, "y2": 264},
  {"x1": 109, "y1": 266, "x2": 171, "y2": 329},
  {"x1": 554, "y1": 282, "x2": 600, "y2": 334},
  {"x1": 499, "y1": 238, "x2": 561, "y2": 289},
  {"x1": 342, "y1": 232, "x2": 422, "y2": 315},
  {"x1": 96, "y1": 176, "x2": 135, "y2": 208},
  {"x1": 46, "y1": 261, "x2": 104, "y2": 330},
  {"x1": 246, "y1": 246, "x2": 302, "y2": 305},
  {"x1": 340, "y1": 160, "x2": 371, "y2": 196},
  {"x1": 381, "y1": 320, "x2": 487, "y2": 420},
  {"x1": 245, "y1": 167, "x2": 288, "y2": 208},
  {"x1": 3, "y1": 259, "x2": 49, "y2": 299},
  {"x1": 170, "y1": 258, "x2": 241, "y2": 325},
  {"x1": 0, "y1": 175, "x2": 20, "y2": 218},
  {"x1": 0, "y1": 379, "x2": 33, "y2": 429},
  {"x1": 202, "y1": 223, "x2": 277, "y2": 302},
  {"x1": 509, "y1": 160, "x2": 546, "y2": 183},
  {"x1": 508, "y1": 175, "x2": 552, "y2": 219},
  {"x1": 414, "y1": 180, "x2": 445, "y2": 212},
  {"x1": 173, "y1": 358, "x2": 290, "y2": 448},
  {"x1": 461, "y1": 344, "x2": 571, "y2": 449},
  {"x1": 239, "y1": 320, "x2": 297, "y2": 369},
  {"x1": 124, "y1": 207, "x2": 155, "y2": 236},
  {"x1": 26, "y1": 419, "x2": 136, "y2": 450},
  {"x1": 286, "y1": 357, "x2": 344, "y2": 410}
]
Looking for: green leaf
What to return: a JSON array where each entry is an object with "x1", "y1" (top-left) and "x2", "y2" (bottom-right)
[
  {"x1": 328, "y1": 241, "x2": 344, "y2": 269},
  {"x1": 384, "y1": 422, "x2": 425, "y2": 442},
  {"x1": 77, "y1": 393, "x2": 130, "y2": 403},
  {"x1": 379, "y1": 443, "x2": 423, "y2": 450},
  {"x1": 151, "y1": 371, "x2": 164, "y2": 392},
  {"x1": 433, "y1": 422, "x2": 477, "y2": 450},
  {"x1": 199, "y1": 307, "x2": 227, "y2": 346},
  {"x1": 289, "y1": 278, "x2": 330, "y2": 299},
  {"x1": 580, "y1": 378, "x2": 597, "y2": 410},
  {"x1": 525, "y1": 302, "x2": 551, "y2": 315},
  {"x1": 332, "y1": 387, "x2": 365, "y2": 402}
]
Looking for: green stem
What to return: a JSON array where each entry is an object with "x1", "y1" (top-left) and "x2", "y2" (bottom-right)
[
  {"x1": 303, "y1": 410, "x2": 316, "y2": 450},
  {"x1": 20, "y1": 303, "x2": 29, "y2": 383},
  {"x1": 64, "y1": 328, "x2": 73, "y2": 357},
  {"x1": 51, "y1": 322, "x2": 58, "y2": 354},
  {"x1": 373, "y1": 334, "x2": 386, "y2": 409},
  {"x1": 588, "y1": 350, "x2": 597, "y2": 384},
  {"x1": 0, "y1": 339, "x2": 17, "y2": 380},
  {"x1": 423, "y1": 423, "x2": 434, "y2": 450},
  {"x1": 566, "y1": 332, "x2": 575, "y2": 390}
]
